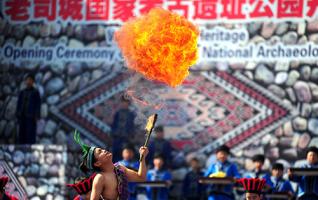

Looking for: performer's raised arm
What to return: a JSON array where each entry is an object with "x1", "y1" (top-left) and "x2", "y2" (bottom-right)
[{"x1": 122, "y1": 146, "x2": 149, "y2": 182}]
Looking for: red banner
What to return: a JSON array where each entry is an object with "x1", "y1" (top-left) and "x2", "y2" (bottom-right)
[{"x1": 2, "y1": 0, "x2": 318, "y2": 24}]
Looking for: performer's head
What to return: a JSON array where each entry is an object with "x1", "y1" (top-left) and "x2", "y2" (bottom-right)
[
  {"x1": 271, "y1": 163, "x2": 284, "y2": 178},
  {"x1": 154, "y1": 126, "x2": 164, "y2": 139},
  {"x1": 25, "y1": 74, "x2": 35, "y2": 88},
  {"x1": 306, "y1": 146, "x2": 318, "y2": 165},
  {"x1": 122, "y1": 143, "x2": 135, "y2": 161},
  {"x1": 237, "y1": 178, "x2": 266, "y2": 200},
  {"x1": 252, "y1": 154, "x2": 265, "y2": 171},
  {"x1": 153, "y1": 153, "x2": 165, "y2": 170},
  {"x1": 67, "y1": 173, "x2": 96, "y2": 200},
  {"x1": 215, "y1": 145, "x2": 230, "y2": 163},
  {"x1": 74, "y1": 131, "x2": 112, "y2": 173},
  {"x1": 80, "y1": 147, "x2": 113, "y2": 173},
  {"x1": 0, "y1": 176, "x2": 9, "y2": 197}
]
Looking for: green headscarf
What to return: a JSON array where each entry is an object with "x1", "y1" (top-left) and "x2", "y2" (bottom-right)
[{"x1": 73, "y1": 130, "x2": 96, "y2": 170}]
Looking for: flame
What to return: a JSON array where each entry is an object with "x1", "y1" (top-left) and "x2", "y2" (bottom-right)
[
  {"x1": 126, "y1": 89, "x2": 164, "y2": 110},
  {"x1": 115, "y1": 8, "x2": 199, "y2": 87}
]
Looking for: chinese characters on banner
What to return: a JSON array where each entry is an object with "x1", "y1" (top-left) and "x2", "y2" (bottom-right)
[{"x1": 2, "y1": 0, "x2": 318, "y2": 23}]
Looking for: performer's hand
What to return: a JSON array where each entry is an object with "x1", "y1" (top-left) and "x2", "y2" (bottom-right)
[{"x1": 139, "y1": 146, "x2": 149, "y2": 160}]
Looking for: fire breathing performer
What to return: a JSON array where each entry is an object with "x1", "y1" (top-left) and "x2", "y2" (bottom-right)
[
  {"x1": 75, "y1": 113, "x2": 156, "y2": 200},
  {"x1": 73, "y1": 131, "x2": 149, "y2": 200}
]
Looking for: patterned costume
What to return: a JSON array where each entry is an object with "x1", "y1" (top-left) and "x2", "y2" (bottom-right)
[
  {"x1": 237, "y1": 178, "x2": 266, "y2": 194},
  {"x1": 67, "y1": 173, "x2": 96, "y2": 200},
  {"x1": 114, "y1": 163, "x2": 129, "y2": 200},
  {"x1": 118, "y1": 159, "x2": 139, "y2": 200},
  {"x1": 0, "y1": 176, "x2": 18, "y2": 200}
]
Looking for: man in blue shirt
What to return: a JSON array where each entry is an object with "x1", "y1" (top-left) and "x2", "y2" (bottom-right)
[
  {"x1": 244, "y1": 154, "x2": 270, "y2": 180},
  {"x1": 118, "y1": 144, "x2": 139, "y2": 170},
  {"x1": 146, "y1": 154, "x2": 172, "y2": 200},
  {"x1": 288, "y1": 146, "x2": 318, "y2": 200},
  {"x1": 265, "y1": 163, "x2": 294, "y2": 195},
  {"x1": 204, "y1": 145, "x2": 240, "y2": 200},
  {"x1": 118, "y1": 144, "x2": 139, "y2": 200}
]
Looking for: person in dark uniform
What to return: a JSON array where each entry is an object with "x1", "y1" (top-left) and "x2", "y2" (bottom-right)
[
  {"x1": 182, "y1": 157, "x2": 205, "y2": 200},
  {"x1": 16, "y1": 74, "x2": 41, "y2": 144},
  {"x1": 111, "y1": 96, "x2": 136, "y2": 162}
]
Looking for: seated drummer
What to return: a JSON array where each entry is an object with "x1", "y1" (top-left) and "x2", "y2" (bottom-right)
[
  {"x1": 146, "y1": 153, "x2": 172, "y2": 200},
  {"x1": 288, "y1": 146, "x2": 318, "y2": 200},
  {"x1": 265, "y1": 163, "x2": 294, "y2": 195},
  {"x1": 204, "y1": 145, "x2": 240, "y2": 200}
]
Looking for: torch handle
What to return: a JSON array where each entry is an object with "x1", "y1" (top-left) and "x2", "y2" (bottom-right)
[{"x1": 140, "y1": 130, "x2": 151, "y2": 162}]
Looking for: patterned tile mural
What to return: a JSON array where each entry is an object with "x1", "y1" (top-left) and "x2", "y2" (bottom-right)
[{"x1": 51, "y1": 69, "x2": 296, "y2": 156}]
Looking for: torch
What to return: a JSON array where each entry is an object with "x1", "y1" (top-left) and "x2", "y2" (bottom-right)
[{"x1": 140, "y1": 113, "x2": 158, "y2": 162}]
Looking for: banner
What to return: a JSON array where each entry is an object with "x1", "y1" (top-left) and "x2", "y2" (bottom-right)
[
  {"x1": 2, "y1": 0, "x2": 318, "y2": 23},
  {"x1": 199, "y1": 26, "x2": 318, "y2": 62},
  {"x1": 1, "y1": 0, "x2": 318, "y2": 63}
]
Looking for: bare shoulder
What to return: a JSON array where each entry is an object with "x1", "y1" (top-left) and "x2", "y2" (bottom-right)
[{"x1": 93, "y1": 173, "x2": 105, "y2": 184}]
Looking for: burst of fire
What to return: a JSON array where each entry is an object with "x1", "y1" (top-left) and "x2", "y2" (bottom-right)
[{"x1": 115, "y1": 8, "x2": 199, "y2": 87}]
